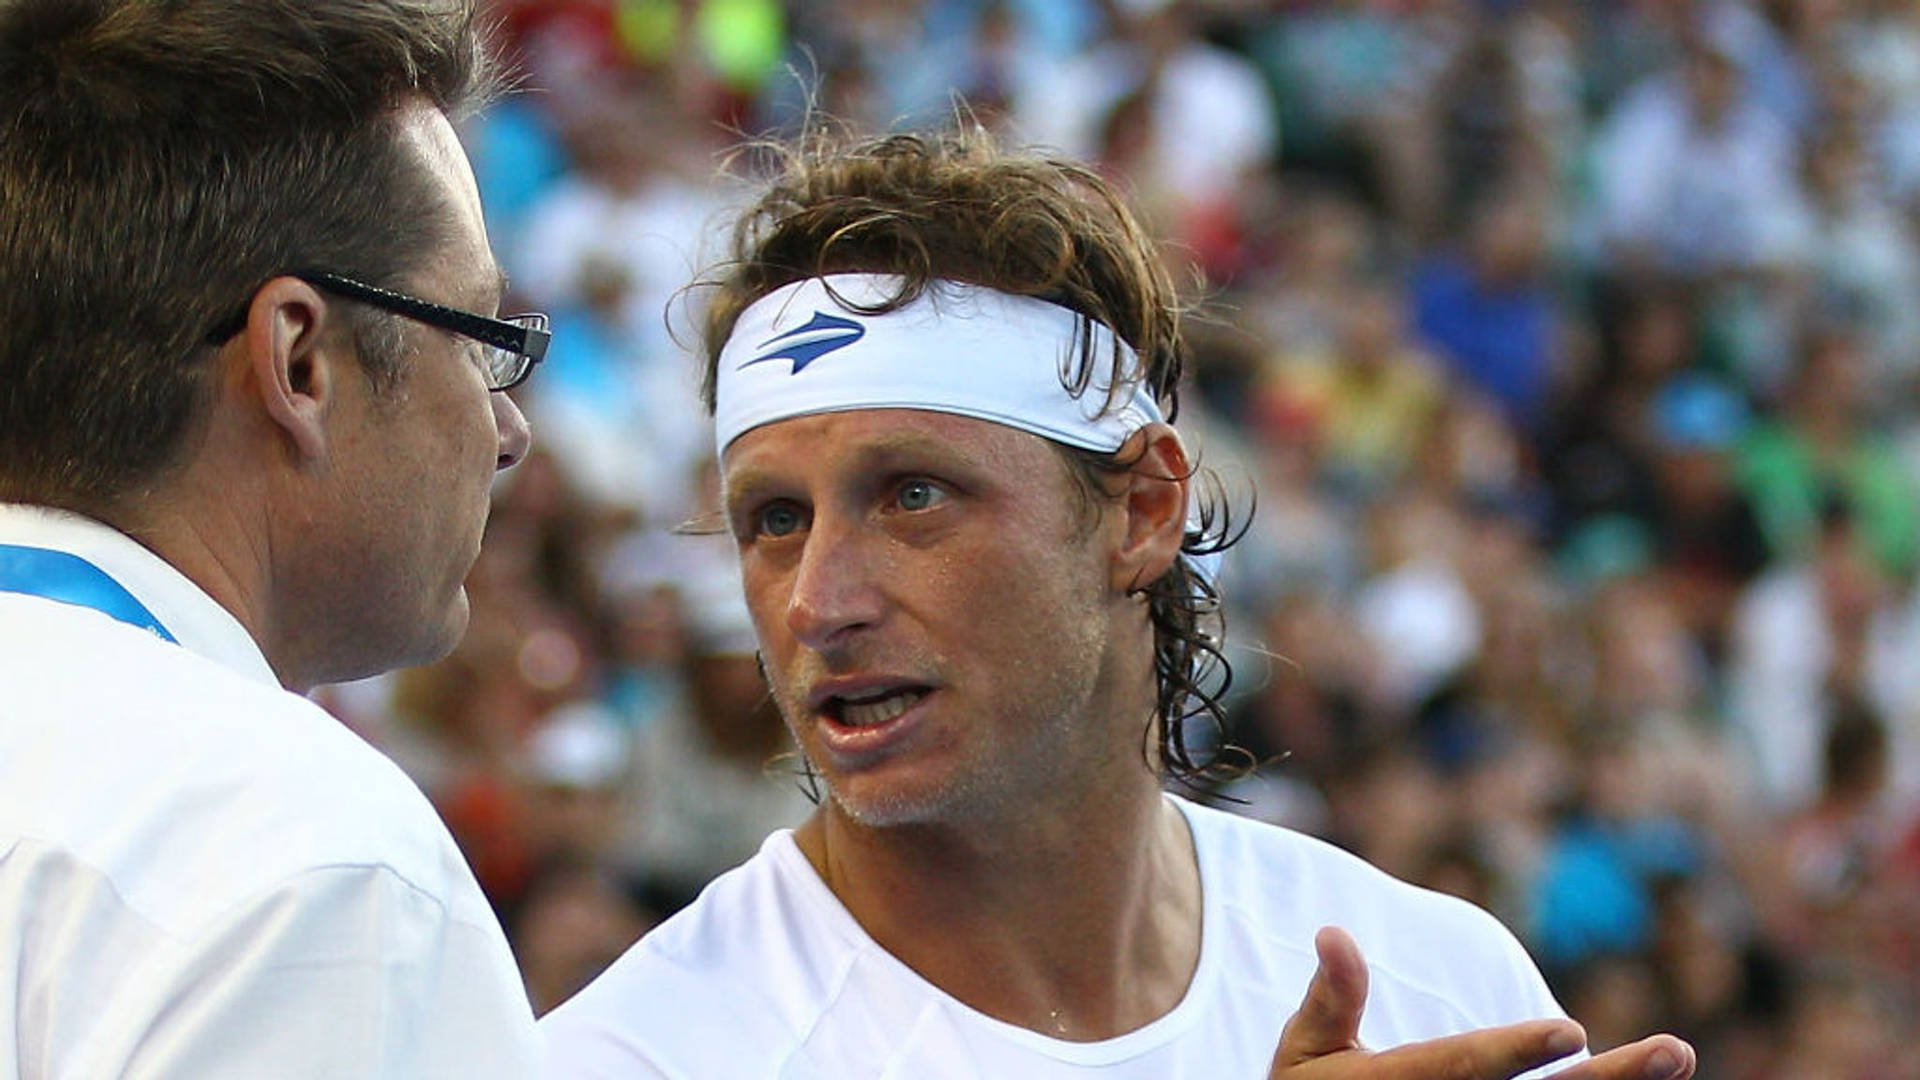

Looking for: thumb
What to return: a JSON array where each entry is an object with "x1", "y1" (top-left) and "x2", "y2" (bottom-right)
[{"x1": 1271, "y1": 926, "x2": 1370, "y2": 1073}]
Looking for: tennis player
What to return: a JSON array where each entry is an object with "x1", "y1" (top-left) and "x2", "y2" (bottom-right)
[
  {"x1": 542, "y1": 129, "x2": 1695, "y2": 1079},
  {"x1": 0, "y1": 1, "x2": 547, "y2": 1075}
]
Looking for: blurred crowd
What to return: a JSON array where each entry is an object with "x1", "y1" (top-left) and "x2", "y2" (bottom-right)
[{"x1": 311, "y1": 0, "x2": 1920, "y2": 1073}]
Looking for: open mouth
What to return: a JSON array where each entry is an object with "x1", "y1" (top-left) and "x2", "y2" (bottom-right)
[{"x1": 823, "y1": 686, "x2": 933, "y2": 727}]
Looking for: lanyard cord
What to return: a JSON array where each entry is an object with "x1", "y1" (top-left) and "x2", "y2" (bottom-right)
[{"x1": 0, "y1": 544, "x2": 177, "y2": 643}]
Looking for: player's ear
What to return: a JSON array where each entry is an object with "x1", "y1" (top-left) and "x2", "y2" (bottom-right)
[
  {"x1": 232, "y1": 275, "x2": 348, "y2": 465},
  {"x1": 1109, "y1": 423, "x2": 1190, "y2": 595}
]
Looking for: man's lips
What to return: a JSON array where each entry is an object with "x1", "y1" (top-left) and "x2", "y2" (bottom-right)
[
  {"x1": 812, "y1": 686, "x2": 937, "y2": 760},
  {"x1": 806, "y1": 676, "x2": 938, "y2": 722}
]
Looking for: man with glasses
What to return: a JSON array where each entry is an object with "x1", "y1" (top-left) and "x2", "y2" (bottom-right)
[{"x1": 0, "y1": 1, "x2": 548, "y2": 1075}]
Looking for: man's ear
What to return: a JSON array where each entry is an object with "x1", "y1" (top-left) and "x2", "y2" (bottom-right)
[
  {"x1": 235, "y1": 275, "x2": 343, "y2": 464},
  {"x1": 1109, "y1": 423, "x2": 1192, "y2": 595}
]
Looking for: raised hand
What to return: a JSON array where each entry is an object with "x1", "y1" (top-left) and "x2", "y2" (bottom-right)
[{"x1": 1267, "y1": 927, "x2": 1696, "y2": 1080}]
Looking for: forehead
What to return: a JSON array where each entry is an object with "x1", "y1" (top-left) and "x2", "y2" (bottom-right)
[
  {"x1": 392, "y1": 101, "x2": 499, "y2": 305},
  {"x1": 722, "y1": 408, "x2": 1066, "y2": 484}
]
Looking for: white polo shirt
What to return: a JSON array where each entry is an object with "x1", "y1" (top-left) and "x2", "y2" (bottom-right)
[
  {"x1": 0, "y1": 504, "x2": 542, "y2": 1079},
  {"x1": 543, "y1": 795, "x2": 1578, "y2": 1079}
]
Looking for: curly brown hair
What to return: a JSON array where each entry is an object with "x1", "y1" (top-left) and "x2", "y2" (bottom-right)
[{"x1": 697, "y1": 125, "x2": 1249, "y2": 786}]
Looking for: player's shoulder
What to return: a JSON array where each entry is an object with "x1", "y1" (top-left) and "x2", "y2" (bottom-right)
[
  {"x1": 1180, "y1": 796, "x2": 1506, "y2": 927},
  {"x1": 1177, "y1": 797, "x2": 1552, "y2": 1026},
  {"x1": 544, "y1": 832, "x2": 855, "y2": 1077}
]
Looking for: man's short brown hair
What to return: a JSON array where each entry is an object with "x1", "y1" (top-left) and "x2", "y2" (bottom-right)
[{"x1": 0, "y1": 0, "x2": 499, "y2": 515}]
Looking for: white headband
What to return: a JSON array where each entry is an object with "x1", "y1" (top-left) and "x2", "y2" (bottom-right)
[{"x1": 713, "y1": 274, "x2": 1165, "y2": 456}]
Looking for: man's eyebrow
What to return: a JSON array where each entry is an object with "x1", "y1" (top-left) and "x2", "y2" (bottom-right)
[
  {"x1": 846, "y1": 431, "x2": 989, "y2": 474},
  {"x1": 723, "y1": 424, "x2": 999, "y2": 510},
  {"x1": 721, "y1": 467, "x2": 781, "y2": 513}
]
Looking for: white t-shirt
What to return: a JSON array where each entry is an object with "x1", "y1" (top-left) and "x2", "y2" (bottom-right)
[
  {"x1": 0, "y1": 505, "x2": 542, "y2": 1079},
  {"x1": 543, "y1": 795, "x2": 1575, "y2": 1079}
]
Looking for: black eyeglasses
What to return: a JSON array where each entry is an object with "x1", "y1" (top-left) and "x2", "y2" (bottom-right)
[{"x1": 208, "y1": 270, "x2": 551, "y2": 392}]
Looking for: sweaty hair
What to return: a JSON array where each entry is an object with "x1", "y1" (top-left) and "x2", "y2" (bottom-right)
[
  {"x1": 699, "y1": 125, "x2": 1247, "y2": 786},
  {"x1": 0, "y1": 0, "x2": 499, "y2": 516}
]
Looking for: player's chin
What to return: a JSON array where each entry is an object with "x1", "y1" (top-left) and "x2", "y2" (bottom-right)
[
  {"x1": 825, "y1": 772, "x2": 957, "y2": 829},
  {"x1": 830, "y1": 793, "x2": 940, "y2": 830}
]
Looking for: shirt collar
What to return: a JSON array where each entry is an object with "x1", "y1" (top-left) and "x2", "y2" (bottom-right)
[{"x1": 0, "y1": 503, "x2": 283, "y2": 689}]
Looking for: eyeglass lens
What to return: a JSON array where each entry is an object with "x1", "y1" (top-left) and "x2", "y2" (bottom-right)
[{"x1": 483, "y1": 314, "x2": 546, "y2": 390}]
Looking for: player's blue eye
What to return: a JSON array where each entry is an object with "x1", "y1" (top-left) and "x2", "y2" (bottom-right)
[
  {"x1": 757, "y1": 503, "x2": 805, "y2": 537},
  {"x1": 897, "y1": 480, "x2": 946, "y2": 511}
]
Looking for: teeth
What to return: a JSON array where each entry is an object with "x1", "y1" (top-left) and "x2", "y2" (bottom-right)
[
  {"x1": 839, "y1": 691, "x2": 919, "y2": 727},
  {"x1": 839, "y1": 687, "x2": 897, "y2": 705}
]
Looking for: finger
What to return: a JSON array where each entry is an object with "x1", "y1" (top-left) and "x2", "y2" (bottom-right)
[
  {"x1": 1361, "y1": 1019, "x2": 1588, "y2": 1080},
  {"x1": 1271, "y1": 927, "x2": 1371, "y2": 1069},
  {"x1": 1546, "y1": 1034, "x2": 1695, "y2": 1080}
]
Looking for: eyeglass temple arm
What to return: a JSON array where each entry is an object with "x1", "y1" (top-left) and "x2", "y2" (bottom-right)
[{"x1": 298, "y1": 271, "x2": 550, "y2": 360}]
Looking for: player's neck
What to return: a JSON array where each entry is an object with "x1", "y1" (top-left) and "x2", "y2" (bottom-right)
[{"x1": 794, "y1": 772, "x2": 1203, "y2": 1042}]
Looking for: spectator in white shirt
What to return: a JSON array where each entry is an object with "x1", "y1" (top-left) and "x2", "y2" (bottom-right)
[{"x1": 1591, "y1": 23, "x2": 1808, "y2": 278}]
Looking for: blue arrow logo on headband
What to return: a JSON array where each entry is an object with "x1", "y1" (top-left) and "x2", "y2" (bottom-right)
[{"x1": 743, "y1": 311, "x2": 865, "y2": 374}]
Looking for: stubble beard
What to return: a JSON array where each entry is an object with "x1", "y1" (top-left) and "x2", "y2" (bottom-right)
[{"x1": 790, "y1": 619, "x2": 1110, "y2": 831}]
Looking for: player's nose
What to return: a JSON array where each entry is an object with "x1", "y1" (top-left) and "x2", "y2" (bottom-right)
[{"x1": 785, "y1": 515, "x2": 885, "y2": 650}]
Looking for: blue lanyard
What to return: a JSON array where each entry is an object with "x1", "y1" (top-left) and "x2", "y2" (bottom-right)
[{"x1": 0, "y1": 544, "x2": 177, "y2": 642}]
